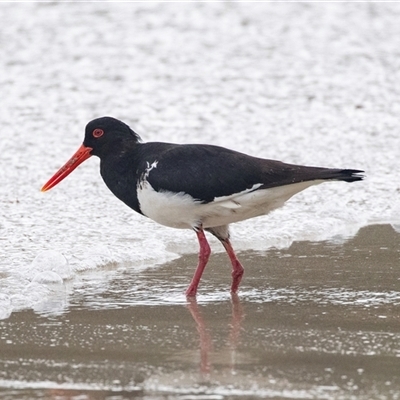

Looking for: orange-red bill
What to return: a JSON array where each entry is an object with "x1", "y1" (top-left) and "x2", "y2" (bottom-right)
[{"x1": 41, "y1": 144, "x2": 93, "y2": 192}]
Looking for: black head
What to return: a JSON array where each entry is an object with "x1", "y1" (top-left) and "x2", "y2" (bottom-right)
[
  {"x1": 41, "y1": 117, "x2": 142, "y2": 192},
  {"x1": 83, "y1": 116, "x2": 142, "y2": 157}
]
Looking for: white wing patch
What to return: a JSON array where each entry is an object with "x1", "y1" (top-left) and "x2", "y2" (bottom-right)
[{"x1": 212, "y1": 183, "x2": 263, "y2": 209}]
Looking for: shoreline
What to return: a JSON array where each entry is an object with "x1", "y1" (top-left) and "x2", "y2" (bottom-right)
[{"x1": 0, "y1": 224, "x2": 399, "y2": 399}]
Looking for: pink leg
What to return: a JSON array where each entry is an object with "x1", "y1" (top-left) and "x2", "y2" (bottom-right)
[
  {"x1": 221, "y1": 239, "x2": 244, "y2": 293},
  {"x1": 185, "y1": 229, "x2": 211, "y2": 297}
]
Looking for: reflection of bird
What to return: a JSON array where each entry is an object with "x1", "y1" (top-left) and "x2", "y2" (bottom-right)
[
  {"x1": 186, "y1": 294, "x2": 245, "y2": 376},
  {"x1": 42, "y1": 117, "x2": 364, "y2": 296}
]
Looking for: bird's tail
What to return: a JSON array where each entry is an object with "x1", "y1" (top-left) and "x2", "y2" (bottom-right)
[{"x1": 319, "y1": 169, "x2": 364, "y2": 183}]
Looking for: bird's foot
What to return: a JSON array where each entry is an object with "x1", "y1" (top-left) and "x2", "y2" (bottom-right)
[
  {"x1": 230, "y1": 262, "x2": 244, "y2": 293},
  {"x1": 185, "y1": 284, "x2": 198, "y2": 297}
]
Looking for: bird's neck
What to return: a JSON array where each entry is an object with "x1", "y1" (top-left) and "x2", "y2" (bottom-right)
[{"x1": 99, "y1": 143, "x2": 144, "y2": 215}]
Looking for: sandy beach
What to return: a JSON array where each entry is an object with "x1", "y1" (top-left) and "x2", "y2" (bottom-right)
[{"x1": 1, "y1": 224, "x2": 399, "y2": 399}]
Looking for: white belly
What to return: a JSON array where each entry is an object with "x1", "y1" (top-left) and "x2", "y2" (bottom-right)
[{"x1": 137, "y1": 180, "x2": 323, "y2": 230}]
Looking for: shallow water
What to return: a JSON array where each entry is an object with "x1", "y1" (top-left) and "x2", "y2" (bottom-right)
[
  {"x1": 1, "y1": 2, "x2": 400, "y2": 316},
  {"x1": 1, "y1": 225, "x2": 399, "y2": 399}
]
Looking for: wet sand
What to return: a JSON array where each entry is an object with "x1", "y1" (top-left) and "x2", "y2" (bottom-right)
[{"x1": 0, "y1": 224, "x2": 399, "y2": 399}]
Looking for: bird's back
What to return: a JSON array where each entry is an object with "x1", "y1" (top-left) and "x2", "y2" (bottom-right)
[
  {"x1": 98, "y1": 140, "x2": 362, "y2": 229},
  {"x1": 142, "y1": 143, "x2": 362, "y2": 202}
]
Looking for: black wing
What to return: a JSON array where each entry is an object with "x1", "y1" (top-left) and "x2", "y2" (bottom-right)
[{"x1": 143, "y1": 143, "x2": 363, "y2": 203}]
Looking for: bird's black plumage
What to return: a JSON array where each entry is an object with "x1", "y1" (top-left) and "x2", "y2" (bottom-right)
[
  {"x1": 144, "y1": 144, "x2": 362, "y2": 203},
  {"x1": 83, "y1": 117, "x2": 363, "y2": 212}
]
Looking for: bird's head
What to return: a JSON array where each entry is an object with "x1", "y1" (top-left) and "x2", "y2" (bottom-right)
[
  {"x1": 83, "y1": 116, "x2": 141, "y2": 157},
  {"x1": 41, "y1": 117, "x2": 141, "y2": 192}
]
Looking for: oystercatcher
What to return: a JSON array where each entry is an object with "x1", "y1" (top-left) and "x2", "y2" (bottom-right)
[{"x1": 42, "y1": 117, "x2": 364, "y2": 296}]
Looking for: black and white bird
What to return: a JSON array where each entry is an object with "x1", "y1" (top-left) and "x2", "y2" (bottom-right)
[{"x1": 42, "y1": 117, "x2": 364, "y2": 296}]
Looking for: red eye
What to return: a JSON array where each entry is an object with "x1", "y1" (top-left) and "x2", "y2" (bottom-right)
[{"x1": 93, "y1": 128, "x2": 104, "y2": 138}]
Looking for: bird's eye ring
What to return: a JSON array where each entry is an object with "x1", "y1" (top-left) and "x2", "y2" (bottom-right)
[{"x1": 93, "y1": 128, "x2": 104, "y2": 138}]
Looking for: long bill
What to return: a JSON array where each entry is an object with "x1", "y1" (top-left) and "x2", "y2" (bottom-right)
[{"x1": 41, "y1": 144, "x2": 93, "y2": 192}]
